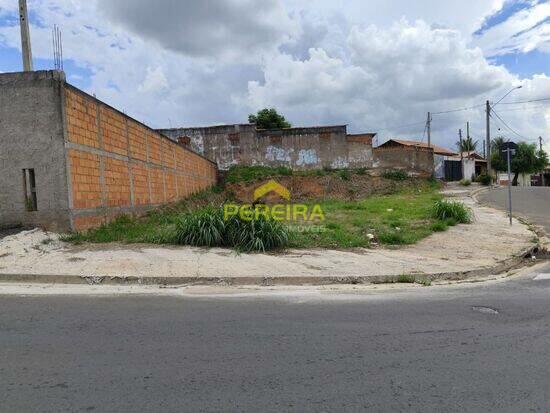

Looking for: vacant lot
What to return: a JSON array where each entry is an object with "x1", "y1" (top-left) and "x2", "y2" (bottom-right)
[{"x1": 63, "y1": 168, "x2": 465, "y2": 249}]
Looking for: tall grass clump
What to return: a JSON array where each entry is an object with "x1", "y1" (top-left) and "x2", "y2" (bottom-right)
[
  {"x1": 174, "y1": 206, "x2": 289, "y2": 252},
  {"x1": 175, "y1": 207, "x2": 226, "y2": 247},
  {"x1": 225, "y1": 215, "x2": 289, "y2": 252},
  {"x1": 432, "y1": 200, "x2": 471, "y2": 224}
]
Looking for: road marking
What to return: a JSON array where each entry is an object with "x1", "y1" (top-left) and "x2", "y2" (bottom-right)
[{"x1": 533, "y1": 273, "x2": 550, "y2": 281}]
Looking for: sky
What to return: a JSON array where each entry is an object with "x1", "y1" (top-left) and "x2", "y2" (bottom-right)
[{"x1": 0, "y1": 0, "x2": 549, "y2": 153}]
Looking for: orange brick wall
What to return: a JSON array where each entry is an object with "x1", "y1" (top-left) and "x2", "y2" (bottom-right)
[{"x1": 64, "y1": 86, "x2": 217, "y2": 231}]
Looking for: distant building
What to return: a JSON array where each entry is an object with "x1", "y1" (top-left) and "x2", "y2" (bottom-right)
[{"x1": 159, "y1": 124, "x2": 376, "y2": 171}]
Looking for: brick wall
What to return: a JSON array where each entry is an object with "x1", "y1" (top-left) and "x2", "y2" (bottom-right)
[
  {"x1": 372, "y1": 146, "x2": 434, "y2": 178},
  {"x1": 65, "y1": 86, "x2": 217, "y2": 231}
]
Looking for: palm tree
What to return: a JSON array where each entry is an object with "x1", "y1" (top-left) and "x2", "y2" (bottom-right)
[
  {"x1": 456, "y1": 136, "x2": 478, "y2": 153},
  {"x1": 491, "y1": 136, "x2": 506, "y2": 152}
]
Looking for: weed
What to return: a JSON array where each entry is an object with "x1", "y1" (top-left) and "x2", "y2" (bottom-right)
[
  {"x1": 418, "y1": 279, "x2": 432, "y2": 286},
  {"x1": 430, "y1": 221, "x2": 448, "y2": 232},
  {"x1": 356, "y1": 167, "x2": 368, "y2": 175},
  {"x1": 338, "y1": 170, "x2": 351, "y2": 181},
  {"x1": 225, "y1": 166, "x2": 292, "y2": 183},
  {"x1": 397, "y1": 274, "x2": 416, "y2": 283},
  {"x1": 460, "y1": 178, "x2": 471, "y2": 186},
  {"x1": 383, "y1": 170, "x2": 408, "y2": 181}
]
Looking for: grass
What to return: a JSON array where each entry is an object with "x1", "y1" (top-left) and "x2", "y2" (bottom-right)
[
  {"x1": 61, "y1": 177, "x2": 469, "y2": 251},
  {"x1": 225, "y1": 166, "x2": 293, "y2": 184},
  {"x1": 289, "y1": 182, "x2": 447, "y2": 248}
]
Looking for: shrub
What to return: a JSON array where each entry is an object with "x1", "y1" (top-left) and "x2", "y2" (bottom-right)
[
  {"x1": 175, "y1": 207, "x2": 226, "y2": 247},
  {"x1": 383, "y1": 170, "x2": 408, "y2": 181},
  {"x1": 432, "y1": 200, "x2": 471, "y2": 224},
  {"x1": 478, "y1": 174, "x2": 491, "y2": 186},
  {"x1": 459, "y1": 178, "x2": 471, "y2": 186}
]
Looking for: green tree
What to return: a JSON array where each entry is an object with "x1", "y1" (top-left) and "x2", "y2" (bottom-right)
[
  {"x1": 248, "y1": 108, "x2": 291, "y2": 129},
  {"x1": 456, "y1": 136, "x2": 478, "y2": 153},
  {"x1": 491, "y1": 141, "x2": 548, "y2": 185}
]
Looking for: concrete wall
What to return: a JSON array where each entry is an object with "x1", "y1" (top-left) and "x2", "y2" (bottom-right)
[
  {"x1": 0, "y1": 71, "x2": 218, "y2": 232},
  {"x1": 0, "y1": 71, "x2": 71, "y2": 231},
  {"x1": 462, "y1": 158, "x2": 476, "y2": 181},
  {"x1": 372, "y1": 146, "x2": 434, "y2": 177},
  {"x1": 159, "y1": 125, "x2": 375, "y2": 171}
]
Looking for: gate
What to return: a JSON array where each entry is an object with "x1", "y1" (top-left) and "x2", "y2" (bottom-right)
[{"x1": 444, "y1": 160, "x2": 462, "y2": 181}]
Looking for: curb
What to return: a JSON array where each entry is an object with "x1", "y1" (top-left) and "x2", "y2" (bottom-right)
[{"x1": 0, "y1": 245, "x2": 540, "y2": 287}]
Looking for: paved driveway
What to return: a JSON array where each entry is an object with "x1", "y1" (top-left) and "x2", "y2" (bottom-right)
[{"x1": 478, "y1": 187, "x2": 550, "y2": 235}]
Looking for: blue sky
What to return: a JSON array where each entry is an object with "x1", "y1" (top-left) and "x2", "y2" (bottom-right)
[{"x1": 0, "y1": 0, "x2": 548, "y2": 151}]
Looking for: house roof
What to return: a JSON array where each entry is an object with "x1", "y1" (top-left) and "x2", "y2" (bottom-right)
[
  {"x1": 460, "y1": 151, "x2": 485, "y2": 160},
  {"x1": 380, "y1": 139, "x2": 458, "y2": 156}
]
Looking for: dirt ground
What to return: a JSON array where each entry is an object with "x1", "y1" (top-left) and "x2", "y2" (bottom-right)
[{"x1": 226, "y1": 175, "x2": 426, "y2": 203}]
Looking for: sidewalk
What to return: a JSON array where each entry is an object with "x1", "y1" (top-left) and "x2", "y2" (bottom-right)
[{"x1": 0, "y1": 190, "x2": 537, "y2": 286}]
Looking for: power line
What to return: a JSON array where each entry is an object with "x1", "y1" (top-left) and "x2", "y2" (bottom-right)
[
  {"x1": 499, "y1": 96, "x2": 550, "y2": 105},
  {"x1": 375, "y1": 120, "x2": 426, "y2": 133},
  {"x1": 431, "y1": 104, "x2": 484, "y2": 115},
  {"x1": 493, "y1": 103, "x2": 550, "y2": 113},
  {"x1": 490, "y1": 109, "x2": 532, "y2": 141}
]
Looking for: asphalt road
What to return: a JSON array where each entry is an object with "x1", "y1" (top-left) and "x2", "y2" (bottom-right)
[
  {"x1": 2, "y1": 263, "x2": 550, "y2": 412},
  {"x1": 478, "y1": 186, "x2": 550, "y2": 234}
]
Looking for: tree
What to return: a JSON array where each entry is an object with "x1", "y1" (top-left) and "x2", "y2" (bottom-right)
[
  {"x1": 248, "y1": 108, "x2": 291, "y2": 129},
  {"x1": 490, "y1": 141, "x2": 548, "y2": 185},
  {"x1": 456, "y1": 136, "x2": 478, "y2": 153}
]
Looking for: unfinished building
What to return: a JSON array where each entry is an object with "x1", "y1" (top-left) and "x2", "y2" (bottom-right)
[{"x1": 0, "y1": 71, "x2": 217, "y2": 232}]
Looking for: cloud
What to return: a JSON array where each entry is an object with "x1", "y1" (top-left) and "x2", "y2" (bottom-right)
[
  {"x1": 473, "y1": 1, "x2": 550, "y2": 56},
  {"x1": 244, "y1": 19, "x2": 550, "y2": 149},
  {"x1": 96, "y1": 0, "x2": 298, "y2": 60},
  {"x1": 0, "y1": 0, "x2": 547, "y2": 152}
]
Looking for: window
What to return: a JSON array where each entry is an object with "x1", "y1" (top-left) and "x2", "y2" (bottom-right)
[{"x1": 22, "y1": 168, "x2": 37, "y2": 211}]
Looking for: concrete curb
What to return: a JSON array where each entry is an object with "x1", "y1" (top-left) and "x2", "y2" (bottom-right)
[{"x1": 0, "y1": 245, "x2": 540, "y2": 287}]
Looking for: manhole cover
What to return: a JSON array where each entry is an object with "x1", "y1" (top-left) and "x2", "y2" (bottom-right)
[{"x1": 472, "y1": 306, "x2": 499, "y2": 315}]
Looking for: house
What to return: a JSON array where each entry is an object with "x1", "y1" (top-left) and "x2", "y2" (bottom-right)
[
  {"x1": 375, "y1": 139, "x2": 458, "y2": 180},
  {"x1": 443, "y1": 152, "x2": 488, "y2": 181}
]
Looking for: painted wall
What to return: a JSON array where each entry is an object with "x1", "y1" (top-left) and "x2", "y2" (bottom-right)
[{"x1": 159, "y1": 125, "x2": 375, "y2": 171}]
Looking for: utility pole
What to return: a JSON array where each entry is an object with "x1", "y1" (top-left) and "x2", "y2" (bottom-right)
[
  {"x1": 466, "y1": 121, "x2": 471, "y2": 156},
  {"x1": 486, "y1": 100, "x2": 491, "y2": 176},
  {"x1": 503, "y1": 144, "x2": 516, "y2": 226},
  {"x1": 540, "y1": 136, "x2": 545, "y2": 186},
  {"x1": 483, "y1": 141, "x2": 486, "y2": 159},
  {"x1": 19, "y1": 0, "x2": 33, "y2": 71},
  {"x1": 427, "y1": 112, "x2": 431, "y2": 148},
  {"x1": 459, "y1": 129, "x2": 464, "y2": 179}
]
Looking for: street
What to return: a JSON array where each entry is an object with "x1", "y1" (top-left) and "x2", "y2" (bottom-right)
[
  {"x1": 478, "y1": 187, "x2": 550, "y2": 234},
  {"x1": 2, "y1": 263, "x2": 550, "y2": 412}
]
